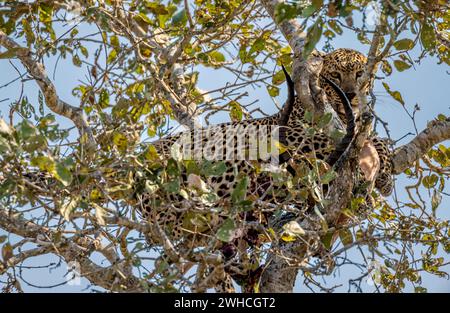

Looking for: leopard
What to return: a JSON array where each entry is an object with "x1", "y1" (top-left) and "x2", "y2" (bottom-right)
[{"x1": 135, "y1": 48, "x2": 394, "y2": 292}]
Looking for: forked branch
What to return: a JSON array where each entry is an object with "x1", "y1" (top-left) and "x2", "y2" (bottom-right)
[{"x1": 0, "y1": 30, "x2": 96, "y2": 152}]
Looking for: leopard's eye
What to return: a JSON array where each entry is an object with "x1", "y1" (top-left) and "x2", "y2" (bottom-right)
[
  {"x1": 330, "y1": 72, "x2": 341, "y2": 80},
  {"x1": 356, "y1": 70, "x2": 364, "y2": 78}
]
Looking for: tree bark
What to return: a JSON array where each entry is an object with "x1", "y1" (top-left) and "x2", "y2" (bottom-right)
[
  {"x1": 392, "y1": 117, "x2": 450, "y2": 174},
  {"x1": 258, "y1": 1, "x2": 396, "y2": 293}
]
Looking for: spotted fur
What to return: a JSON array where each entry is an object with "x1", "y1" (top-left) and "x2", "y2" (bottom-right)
[{"x1": 137, "y1": 48, "x2": 394, "y2": 291}]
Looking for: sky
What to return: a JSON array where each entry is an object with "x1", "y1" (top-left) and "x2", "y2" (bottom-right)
[{"x1": 0, "y1": 8, "x2": 449, "y2": 293}]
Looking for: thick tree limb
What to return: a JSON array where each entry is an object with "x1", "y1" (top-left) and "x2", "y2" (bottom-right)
[
  {"x1": 392, "y1": 117, "x2": 450, "y2": 174},
  {"x1": 258, "y1": 1, "x2": 389, "y2": 292},
  {"x1": 260, "y1": 113, "x2": 374, "y2": 293},
  {"x1": 0, "y1": 30, "x2": 97, "y2": 152},
  {"x1": 260, "y1": 0, "x2": 315, "y2": 111},
  {"x1": 260, "y1": 0, "x2": 343, "y2": 130}
]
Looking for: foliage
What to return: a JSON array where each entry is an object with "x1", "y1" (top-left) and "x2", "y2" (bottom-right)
[{"x1": 0, "y1": 0, "x2": 449, "y2": 293}]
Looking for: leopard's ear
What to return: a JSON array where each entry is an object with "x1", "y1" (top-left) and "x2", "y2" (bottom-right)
[
  {"x1": 321, "y1": 75, "x2": 355, "y2": 167},
  {"x1": 278, "y1": 64, "x2": 295, "y2": 126}
]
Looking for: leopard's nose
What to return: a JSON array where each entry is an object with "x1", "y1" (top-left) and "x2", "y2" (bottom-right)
[{"x1": 345, "y1": 92, "x2": 356, "y2": 101}]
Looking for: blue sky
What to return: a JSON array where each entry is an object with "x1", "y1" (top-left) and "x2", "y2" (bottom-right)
[{"x1": 0, "y1": 13, "x2": 449, "y2": 292}]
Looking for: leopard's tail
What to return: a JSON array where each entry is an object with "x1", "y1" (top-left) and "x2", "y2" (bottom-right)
[
  {"x1": 278, "y1": 64, "x2": 295, "y2": 126},
  {"x1": 322, "y1": 75, "x2": 355, "y2": 166}
]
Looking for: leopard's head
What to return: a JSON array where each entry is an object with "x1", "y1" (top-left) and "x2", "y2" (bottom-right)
[{"x1": 321, "y1": 48, "x2": 370, "y2": 119}]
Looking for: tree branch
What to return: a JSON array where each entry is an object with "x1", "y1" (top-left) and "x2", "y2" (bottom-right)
[
  {"x1": 258, "y1": 4, "x2": 389, "y2": 292},
  {"x1": 392, "y1": 117, "x2": 450, "y2": 174},
  {"x1": 259, "y1": 0, "x2": 316, "y2": 110},
  {"x1": 259, "y1": 0, "x2": 343, "y2": 128},
  {"x1": 0, "y1": 209, "x2": 145, "y2": 292},
  {"x1": 99, "y1": 7, "x2": 201, "y2": 129},
  {"x1": 0, "y1": 30, "x2": 97, "y2": 152}
]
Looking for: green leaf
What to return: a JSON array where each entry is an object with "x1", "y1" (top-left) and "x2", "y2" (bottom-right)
[
  {"x1": 107, "y1": 49, "x2": 117, "y2": 63},
  {"x1": 172, "y1": 9, "x2": 187, "y2": 26},
  {"x1": 393, "y1": 38, "x2": 414, "y2": 51},
  {"x1": 39, "y1": 3, "x2": 53, "y2": 24},
  {"x1": 70, "y1": 28, "x2": 79, "y2": 38},
  {"x1": 208, "y1": 51, "x2": 225, "y2": 64},
  {"x1": 232, "y1": 176, "x2": 249, "y2": 204},
  {"x1": 320, "y1": 168, "x2": 337, "y2": 184},
  {"x1": 421, "y1": 23, "x2": 436, "y2": 51},
  {"x1": 267, "y1": 85, "x2": 280, "y2": 97},
  {"x1": 323, "y1": 30, "x2": 335, "y2": 39},
  {"x1": 216, "y1": 218, "x2": 236, "y2": 242},
  {"x1": 355, "y1": 229, "x2": 364, "y2": 241},
  {"x1": 199, "y1": 192, "x2": 219, "y2": 206},
  {"x1": 317, "y1": 112, "x2": 333, "y2": 129},
  {"x1": 303, "y1": 18, "x2": 323, "y2": 59},
  {"x1": 277, "y1": 46, "x2": 292, "y2": 65},
  {"x1": 250, "y1": 38, "x2": 265, "y2": 53},
  {"x1": 272, "y1": 70, "x2": 286, "y2": 85},
  {"x1": 339, "y1": 228, "x2": 353, "y2": 246},
  {"x1": 393, "y1": 60, "x2": 411, "y2": 72},
  {"x1": 113, "y1": 132, "x2": 128, "y2": 152},
  {"x1": 135, "y1": 12, "x2": 152, "y2": 24},
  {"x1": 163, "y1": 179, "x2": 180, "y2": 193},
  {"x1": 1, "y1": 242, "x2": 13, "y2": 263},
  {"x1": 382, "y1": 82, "x2": 405, "y2": 105},
  {"x1": 0, "y1": 179, "x2": 15, "y2": 197},
  {"x1": 144, "y1": 145, "x2": 160, "y2": 162},
  {"x1": 381, "y1": 60, "x2": 393, "y2": 76},
  {"x1": 99, "y1": 89, "x2": 110, "y2": 108},
  {"x1": 31, "y1": 155, "x2": 55, "y2": 173},
  {"x1": 166, "y1": 158, "x2": 180, "y2": 177},
  {"x1": 301, "y1": 5, "x2": 317, "y2": 18},
  {"x1": 182, "y1": 211, "x2": 210, "y2": 232},
  {"x1": 72, "y1": 54, "x2": 82, "y2": 67},
  {"x1": 321, "y1": 231, "x2": 334, "y2": 250},
  {"x1": 304, "y1": 110, "x2": 313, "y2": 123},
  {"x1": 145, "y1": 2, "x2": 169, "y2": 15},
  {"x1": 80, "y1": 46, "x2": 89, "y2": 58},
  {"x1": 274, "y1": 3, "x2": 298, "y2": 23},
  {"x1": 229, "y1": 101, "x2": 243, "y2": 121},
  {"x1": 19, "y1": 120, "x2": 36, "y2": 139},
  {"x1": 22, "y1": 18, "x2": 35, "y2": 47},
  {"x1": 55, "y1": 162, "x2": 73, "y2": 186},
  {"x1": 110, "y1": 35, "x2": 120, "y2": 48},
  {"x1": 422, "y1": 174, "x2": 438, "y2": 189},
  {"x1": 238, "y1": 45, "x2": 254, "y2": 64},
  {"x1": 415, "y1": 287, "x2": 427, "y2": 293},
  {"x1": 201, "y1": 161, "x2": 227, "y2": 177},
  {"x1": 357, "y1": 31, "x2": 370, "y2": 45},
  {"x1": 328, "y1": 20, "x2": 343, "y2": 35}
]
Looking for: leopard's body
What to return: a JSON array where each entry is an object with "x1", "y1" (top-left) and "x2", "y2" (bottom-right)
[{"x1": 136, "y1": 48, "x2": 394, "y2": 292}]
